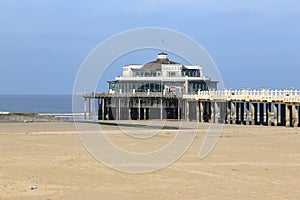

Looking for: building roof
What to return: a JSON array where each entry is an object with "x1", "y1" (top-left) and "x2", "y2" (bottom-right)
[
  {"x1": 158, "y1": 52, "x2": 168, "y2": 55},
  {"x1": 142, "y1": 59, "x2": 181, "y2": 70},
  {"x1": 141, "y1": 52, "x2": 181, "y2": 70}
]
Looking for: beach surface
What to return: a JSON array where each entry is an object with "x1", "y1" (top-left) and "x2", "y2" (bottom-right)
[{"x1": 1, "y1": 121, "x2": 300, "y2": 199}]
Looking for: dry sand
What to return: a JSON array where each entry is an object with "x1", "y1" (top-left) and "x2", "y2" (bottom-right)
[{"x1": 0, "y1": 121, "x2": 300, "y2": 199}]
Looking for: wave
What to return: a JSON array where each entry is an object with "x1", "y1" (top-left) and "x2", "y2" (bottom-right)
[
  {"x1": 38, "y1": 113, "x2": 85, "y2": 119},
  {"x1": 0, "y1": 112, "x2": 10, "y2": 115}
]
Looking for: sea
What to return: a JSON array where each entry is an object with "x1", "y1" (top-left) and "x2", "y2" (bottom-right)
[{"x1": 0, "y1": 94, "x2": 83, "y2": 119}]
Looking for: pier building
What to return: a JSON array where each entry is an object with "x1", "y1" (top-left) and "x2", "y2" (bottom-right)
[
  {"x1": 82, "y1": 53, "x2": 300, "y2": 127},
  {"x1": 107, "y1": 52, "x2": 217, "y2": 94}
]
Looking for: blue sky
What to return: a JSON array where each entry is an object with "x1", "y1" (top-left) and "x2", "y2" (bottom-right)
[{"x1": 0, "y1": 0, "x2": 299, "y2": 94}]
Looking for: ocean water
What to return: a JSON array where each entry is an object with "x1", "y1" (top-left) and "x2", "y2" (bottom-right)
[{"x1": 0, "y1": 95, "x2": 73, "y2": 114}]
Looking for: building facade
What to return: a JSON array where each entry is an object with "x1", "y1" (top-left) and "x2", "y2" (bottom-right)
[{"x1": 108, "y1": 52, "x2": 217, "y2": 94}]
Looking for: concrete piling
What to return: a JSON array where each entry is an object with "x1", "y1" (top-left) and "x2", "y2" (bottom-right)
[{"x1": 274, "y1": 104, "x2": 278, "y2": 126}]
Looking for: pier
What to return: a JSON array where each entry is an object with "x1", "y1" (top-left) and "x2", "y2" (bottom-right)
[{"x1": 83, "y1": 89, "x2": 300, "y2": 127}]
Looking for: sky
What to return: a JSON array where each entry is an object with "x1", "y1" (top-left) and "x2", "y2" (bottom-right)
[{"x1": 0, "y1": 0, "x2": 300, "y2": 94}]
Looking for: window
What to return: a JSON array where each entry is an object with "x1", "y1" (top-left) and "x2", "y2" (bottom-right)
[{"x1": 169, "y1": 72, "x2": 176, "y2": 77}]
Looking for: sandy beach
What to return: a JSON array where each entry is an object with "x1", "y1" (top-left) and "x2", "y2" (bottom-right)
[{"x1": 1, "y1": 121, "x2": 300, "y2": 200}]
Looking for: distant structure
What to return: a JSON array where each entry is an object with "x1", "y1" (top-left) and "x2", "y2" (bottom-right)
[
  {"x1": 107, "y1": 52, "x2": 217, "y2": 94},
  {"x1": 83, "y1": 52, "x2": 300, "y2": 127}
]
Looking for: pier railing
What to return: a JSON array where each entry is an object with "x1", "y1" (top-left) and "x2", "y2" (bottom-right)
[
  {"x1": 183, "y1": 89, "x2": 300, "y2": 104},
  {"x1": 83, "y1": 89, "x2": 300, "y2": 104}
]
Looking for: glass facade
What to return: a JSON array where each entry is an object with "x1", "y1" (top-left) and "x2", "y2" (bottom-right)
[
  {"x1": 182, "y1": 69, "x2": 200, "y2": 77},
  {"x1": 110, "y1": 82, "x2": 163, "y2": 93},
  {"x1": 109, "y1": 81, "x2": 216, "y2": 93},
  {"x1": 133, "y1": 70, "x2": 160, "y2": 77},
  {"x1": 188, "y1": 82, "x2": 209, "y2": 93}
]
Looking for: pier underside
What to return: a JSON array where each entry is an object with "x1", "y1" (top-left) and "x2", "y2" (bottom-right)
[{"x1": 83, "y1": 91, "x2": 300, "y2": 127}]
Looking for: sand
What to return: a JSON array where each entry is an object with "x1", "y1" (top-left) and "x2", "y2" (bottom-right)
[{"x1": 0, "y1": 121, "x2": 300, "y2": 199}]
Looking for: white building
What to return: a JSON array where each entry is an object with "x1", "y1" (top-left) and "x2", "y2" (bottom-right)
[{"x1": 108, "y1": 52, "x2": 217, "y2": 94}]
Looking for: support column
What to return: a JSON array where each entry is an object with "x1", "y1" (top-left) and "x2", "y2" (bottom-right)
[
  {"x1": 251, "y1": 103, "x2": 255, "y2": 125},
  {"x1": 128, "y1": 99, "x2": 131, "y2": 120},
  {"x1": 106, "y1": 99, "x2": 109, "y2": 120},
  {"x1": 186, "y1": 101, "x2": 190, "y2": 121},
  {"x1": 280, "y1": 104, "x2": 286, "y2": 126},
  {"x1": 118, "y1": 98, "x2": 121, "y2": 120},
  {"x1": 227, "y1": 102, "x2": 231, "y2": 124},
  {"x1": 246, "y1": 102, "x2": 250, "y2": 125},
  {"x1": 232, "y1": 102, "x2": 236, "y2": 124},
  {"x1": 266, "y1": 103, "x2": 272, "y2": 126},
  {"x1": 102, "y1": 98, "x2": 105, "y2": 120},
  {"x1": 88, "y1": 98, "x2": 92, "y2": 119},
  {"x1": 259, "y1": 103, "x2": 264, "y2": 125},
  {"x1": 236, "y1": 102, "x2": 240, "y2": 124},
  {"x1": 84, "y1": 98, "x2": 87, "y2": 119},
  {"x1": 160, "y1": 98, "x2": 163, "y2": 120},
  {"x1": 214, "y1": 102, "x2": 219, "y2": 123},
  {"x1": 144, "y1": 108, "x2": 146, "y2": 120},
  {"x1": 97, "y1": 98, "x2": 100, "y2": 120},
  {"x1": 286, "y1": 105, "x2": 291, "y2": 127},
  {"x1": 138, "y1": 98, "x2": 141, "y2": 120},
  {"x1": 298, "y1": 106, "x2": 300, "y2": 127},
  {"x1": 255, "y1": 103, "x2": 258, "y2": 125},
  {"x1": 219, "y1": 102, "x2": 226, "y2": 123},
  {"x1": 211, "y1": 102, "x2": 215, "y2": 123},
  {"x1": 196, "y1": 101, "x2": 200, "y2": 122},
  {"x1": 274, "y1": 104, "x2": 278, "y2": 126},
  {"x1": 240, "y1": 102, "x2": 245, "y2": 125},
  {"x1": 115, "y1": 98, "x2": 118, "y2": 120},
  {"x1": 200, "y1": 101, "x2": 204, "y2": 122},
  {"x1": 292, "y1": 105, "x2": 298, "y2": 127},
  {"x1": 111, "y1": 98, "x2": 116, "y2": 120},
  {"x1": 207, "y1": 102, "x2": 211, "y2": 122},
  {"x1": 178, "y1": 99, "x2": 181, "y2": 120}
]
